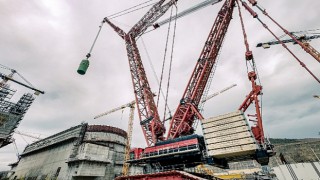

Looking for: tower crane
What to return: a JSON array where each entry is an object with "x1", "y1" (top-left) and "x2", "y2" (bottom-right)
[
  {"x1": 0, "y1": 65, "x2": 44, "y2": 95},
  {"x1": 94, "y1": 100, "x2": 135, "y2": 176},
  {"x1": 200, "y1": 84, "x2": 237, "y2": 104},
  {"x1": 256, "y1": 30, "x2": 320, "y2": 63}
]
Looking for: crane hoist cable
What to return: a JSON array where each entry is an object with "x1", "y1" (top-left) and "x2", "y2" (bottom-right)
[
  {"x1": 156, "y1": 5, "x2": 175, "y2": 108},
  {"x1": 107, "y1": 0, "x2": 156, "y2": 19},
  {"x1": 78, "y1": 21, "x2": 104, "y2": 75},
  {"x1": 140, "y1": 37, "x2": 172, "y2": 116},
  {"x1": 87, "y1": 21, "x2": 104, "y2": 60},
  {"x1": 163, "y1": 4, "x2": 178, "y2": 122}
]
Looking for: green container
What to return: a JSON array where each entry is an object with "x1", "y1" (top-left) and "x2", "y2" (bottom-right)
[{"x1": 77, "y1": 59, "x2": 89, "y2": 75}]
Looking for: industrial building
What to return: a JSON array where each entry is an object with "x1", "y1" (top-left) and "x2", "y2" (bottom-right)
[{"x1": 8, "y1": 123, "x2": 134, "y2": 180}]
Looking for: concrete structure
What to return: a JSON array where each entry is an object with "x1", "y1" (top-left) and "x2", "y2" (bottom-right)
[
  {"x1": 269, "y1": 139, "x2": 320, "y2": 167},
  {"x1": 273, "y1": 162, "x2": 320, "y2": 180},
  {"x1": 8, "y1": 123, "x2": 131, "y2": 180},
  {"x1": 202, "y1": 111, "x2": 258, "y2": 159}
]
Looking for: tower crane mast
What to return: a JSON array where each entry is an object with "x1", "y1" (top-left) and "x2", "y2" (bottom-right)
[{"x1": 167, "y1": 0, "x2": 236, "y2": 139}]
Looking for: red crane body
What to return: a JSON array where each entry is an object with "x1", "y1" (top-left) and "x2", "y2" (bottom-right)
[
  {"x1": 167, "y1": 0, "x2": 236, "y2": 139},
  {"x1": 104, "y1": 0, "x2": 177, "y2": 146},
  {"x1": 238, "y1": 71, "x2": 264, "y2": 144}
]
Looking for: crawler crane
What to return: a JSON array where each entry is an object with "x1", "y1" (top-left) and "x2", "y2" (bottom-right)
[{"x1": 78, "y1": 0, "x2": 320, "y2": 177}]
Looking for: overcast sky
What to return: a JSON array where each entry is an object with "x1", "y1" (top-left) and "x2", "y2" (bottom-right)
[{"x1": 0, "y1": 0, "x2": 319, "y2": 171}]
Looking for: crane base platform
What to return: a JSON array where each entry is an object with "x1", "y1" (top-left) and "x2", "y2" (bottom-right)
[{"x1": 128, "y1": 134, "x2": 229, "y2": 169}]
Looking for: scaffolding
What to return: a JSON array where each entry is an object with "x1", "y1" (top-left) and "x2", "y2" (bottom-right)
[{"x1": 0, "y1": 92, "x2": 35, "y2": 148}]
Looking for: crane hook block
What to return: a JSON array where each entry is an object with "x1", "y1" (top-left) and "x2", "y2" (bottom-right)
[{"x1": 77, "y1": 59, "x2": 90, "y2": 75}]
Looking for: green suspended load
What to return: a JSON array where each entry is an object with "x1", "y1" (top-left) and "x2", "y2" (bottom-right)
[{"x1": 77, "y1": 59, "x2": 89, "y2": 75}]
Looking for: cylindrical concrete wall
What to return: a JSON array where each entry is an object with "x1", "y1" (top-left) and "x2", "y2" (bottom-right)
[{"x1": 9, "y1": 124, "x2": 128, "y2": 180}]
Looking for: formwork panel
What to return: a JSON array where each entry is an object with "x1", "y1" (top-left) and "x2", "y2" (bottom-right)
[{"x1": 202, "y1": 111, "x2": 258, "y2": 159}]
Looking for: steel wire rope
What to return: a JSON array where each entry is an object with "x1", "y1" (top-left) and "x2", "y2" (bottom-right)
[
  {"x1": 0, "y1": 64, "x2": 37, "y2": 89},
  {"x1": 0, "y1": 64, "x2": 12, "y2": 71},
  {"x1": 85, "y1": 21, "x2": 104, "y2": 59},
  {"x1": 139, "y1": 37, "x2": 172, "y2": 115},
  {"x1": 247, "y1": 0, "x2": 320, "y2": 81},
  {"x1": 162, "y1": 4, "x2": 178, "y2": 123},
  {"x1": 16, "y1": 72, "x2": 34, "y2": 88},
  {"x1": 108, "y1": 2, "x2": 157, "y2": 20},
  {"x1": 12, "y1": 139, "x2": 20, "y2": 160},
  {"x1": 17, "y1": 133, "x2": 29, "y2": 145},
  {"x1": 107, "y1": 0, "x2": 155, "y2": 18},
  {"x1": 156, "y1": 5, "x2": 174, "y2": 109}
]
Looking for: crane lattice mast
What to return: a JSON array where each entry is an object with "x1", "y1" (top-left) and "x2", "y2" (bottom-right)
[
  {"x1": 167, "y1": 0, "x2": 236, "y2": 139},
  {"x1": 103, "y1": 0, "x2": 177, "y2": 146}
]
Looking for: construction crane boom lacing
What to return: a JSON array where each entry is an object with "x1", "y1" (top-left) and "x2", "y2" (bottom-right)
[
  {"x1": 167, "y1": 0, "x2": 236, "y2": 139},
  {"x1": 103, "y1": 0, "x2": 178, "y2": 146}
]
